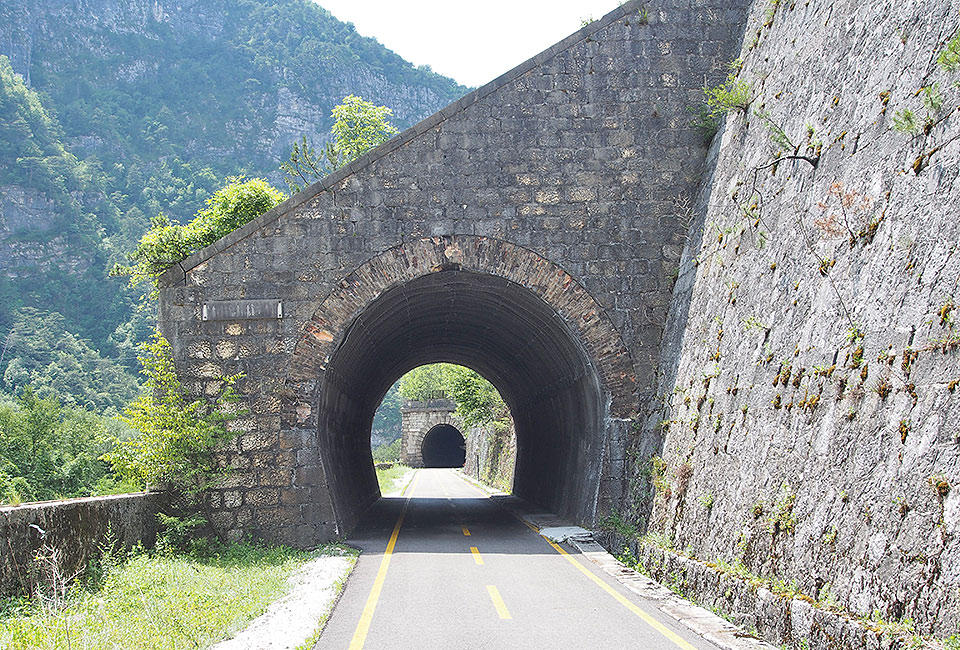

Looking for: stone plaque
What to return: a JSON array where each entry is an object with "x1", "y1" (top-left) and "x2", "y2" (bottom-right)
[{"x1": 202, "y1": 300, "x2": 283, "y2": 321}]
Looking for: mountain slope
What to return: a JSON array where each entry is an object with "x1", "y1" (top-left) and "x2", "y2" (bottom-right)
[{"x1": 0, "y1": 0, "x2": 467, "y2": 403}]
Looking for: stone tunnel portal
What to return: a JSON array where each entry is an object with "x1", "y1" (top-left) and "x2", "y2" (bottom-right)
[
  {"x1": 420, "y1": 424, "x2": 466, "y2": 468},
  {"x1": 315, "y1": 268, "x2": 612, "y2": 532}
]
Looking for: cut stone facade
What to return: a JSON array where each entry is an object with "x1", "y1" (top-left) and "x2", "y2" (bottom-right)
[
  {"x1": 399, "y1": 398, "x2": 463, "y2": 468},
  {"x1": 158, "y1": 0, "x2": 749, "y2": 547}
]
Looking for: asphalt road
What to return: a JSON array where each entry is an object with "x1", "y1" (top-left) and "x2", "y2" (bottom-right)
[{"x1": 318, "y1": 468, "x2": 724, "y2": 650}]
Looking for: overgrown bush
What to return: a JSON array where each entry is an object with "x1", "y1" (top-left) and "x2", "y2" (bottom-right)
[
  {"x1": 0, "y1": 387, "x2": 133, "y2": 504},
  {"x1": 112, "y1": 177, "x2": 285, "y2": 291},
  {"x1": 104, "y1": 331, "x2": 240, "y2": 494}
]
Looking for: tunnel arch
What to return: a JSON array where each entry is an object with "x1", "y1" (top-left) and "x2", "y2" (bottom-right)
[
  {"x1": 283, "y1": 235, "x2": 636, "y2": 533},
  {"x1": 420, "y1": 424, "x2": 466, "y2": 468}
]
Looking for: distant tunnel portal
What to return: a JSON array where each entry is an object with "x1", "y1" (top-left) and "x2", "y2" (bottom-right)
[{"x1": 421, "y1": 424, "x2": 466, "y2": 468}]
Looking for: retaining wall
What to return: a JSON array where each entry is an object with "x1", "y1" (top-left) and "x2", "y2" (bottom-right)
[
  {"x1": 0, "y1": 492, "x2": 165, "y2": 597},
  {"x1": 631, "y1": 0, "x2": 960, "y2": 641}
]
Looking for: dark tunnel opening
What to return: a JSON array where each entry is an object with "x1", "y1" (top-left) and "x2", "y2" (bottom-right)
[
  {"x1": 315, "y1": 269, "x2": 608, "y2": 534},
  {"x1": 420, "y1": 424, "x2": 466, "y2": 468}
]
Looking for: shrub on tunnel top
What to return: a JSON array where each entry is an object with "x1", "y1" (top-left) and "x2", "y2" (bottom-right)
[{"x1": 112, "y1": 177, "x2": 286, "y2": 293}]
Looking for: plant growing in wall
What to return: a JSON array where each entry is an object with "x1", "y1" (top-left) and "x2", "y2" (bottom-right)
[
  {"x1": 106, "y1": 331, "x2": 241, "y2": 492},
  {"x1": 891, "y1": 25, "x2": 960, "y2": 172},
  {"x1": 104, "y1": 331, "x2": 241, "y2": 548},
  {"x1": 702, "y1": 70, "x2": 751, "y2": 118}
]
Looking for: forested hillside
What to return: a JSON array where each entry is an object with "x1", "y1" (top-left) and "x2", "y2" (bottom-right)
[{"x1": 0, "y1": 0, "x2": 467, "y2": 406}]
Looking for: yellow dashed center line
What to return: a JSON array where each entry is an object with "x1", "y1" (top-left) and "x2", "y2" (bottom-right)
[
  {"x1": 497, "y1": 488, "x2": 698, "y2": 650},
  {"x1": 470, "y1": 546, "x2": 484, "y2": 565},
  {"x1": 461, "y1": 526, "x2": 471, "y2": 536},
  {"x1": 486, "y1": 585, "x2": 512, "y2": 619},
  {"x1": 347, "y1": 471, "x2": 420, "y2": 650}
]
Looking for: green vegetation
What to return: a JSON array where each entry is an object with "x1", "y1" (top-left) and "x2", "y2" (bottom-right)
[
  {"x1": 282, "y1": 95, "x2": 400, "y2": 192},
  {"x1": 0, "y1": 57, "x2": 130, "y2": 355},
  {"x1": 372, "y1": 438, "x2": 401, "y2": 463},
  {"x1": 398, "y1": 363, "x2": 510, "y2": 429},
  {"x1": 105, "y1": 332, "x2": 240, "y2": 494},
  {"x1": 0, "y1": 57, "x2": 106, "y2": 231},
  {"x1": 113, "y1": 177, "x2": 286, "y2": 291},
  {"x1": 2, "y1": 309, "x2": 139, "y2": 412},
  {"x1": 0, "y1": 388, "x2": 134, "y2": 504},
  {"x1": 937, "y1": 25, "x2": 960, "y2": 72},
  {"x1": 372, "y1": 381, "x2": 401, "y2": 439},
  {"x1": 703, "y1": 71, "x2": 751, "y2": 117},
  {"x1": 0, "y1": 0, "x2": 466, "y2": 425},
  {"x1": 376, "y1": 464, "x2": 412, "y2": 496},
  {"x1": 0, "y1": 541, "x2": 351, "y2": 650},
  {"x1": 768, "y1": 483, "x2": 798, "y2": 534}
]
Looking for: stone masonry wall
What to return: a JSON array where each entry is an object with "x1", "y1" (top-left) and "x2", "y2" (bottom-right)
[
  {"x1": 400, "y1": 399, "x2": 462, "y2": 467},
  {"x1": 0, "y1": 493, "x2": 165, "y2": 597},
  {"x1": 464, "y1": 422, "x2": 517, "y2": 494},
  {"x1": 632, "y1": 0, "x2": 960, "y2": 640},
  {"x1": 158, "y1": 0, "x2": 749, "y2": 546}
]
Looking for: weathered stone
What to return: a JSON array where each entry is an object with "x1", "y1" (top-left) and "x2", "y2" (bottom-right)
[{"x1": 0, "y1": 494, "x2": 166, "y2": 597}]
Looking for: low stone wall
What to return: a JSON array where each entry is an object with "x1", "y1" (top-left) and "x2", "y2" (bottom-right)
[{"x1": 0, "y1": 492, "x2": 166, "y2": 597}]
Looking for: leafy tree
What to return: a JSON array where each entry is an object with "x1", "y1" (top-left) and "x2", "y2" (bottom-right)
[
  {"x1": 112, "y1": 177, "x2": 285, "y2": 291},
  {"x1": 0, "y1": 387, "x2": 122, "y2": 504},
  {"x1": 446, "y1": 366, "x2": 510, "y2": 429},
  {"x1": 281, "y1": 94, "x2": 399, "y2": 192},
  {"x1": 397, "y1": 363, "x2": 457, "y2": 401},
  {"x1": 329, "y1": 94, "x2": 400, "y2": 167},
  {"x1": 105, "y1": 332, "x2": 240, "y2": 494},
  {"x1": 397, "y1": 363, "x2": 510, "y2": 429}
]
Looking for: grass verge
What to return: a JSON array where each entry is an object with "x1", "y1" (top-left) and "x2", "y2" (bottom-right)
[
  {"x1": 375, "y1": 464, "x2": 413, "y2": 496},
  {"x1": 0, "y1": 541, "x2": 345, "y2": 650}
]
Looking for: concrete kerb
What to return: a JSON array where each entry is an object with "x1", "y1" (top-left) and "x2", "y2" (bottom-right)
[{"x1": 486, "y1": 491, "x2": 778, "y2": 650}]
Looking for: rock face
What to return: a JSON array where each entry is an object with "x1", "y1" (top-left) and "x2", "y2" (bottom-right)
[
  {"x1": 643, "y1": 0, "x2": 960, "y2": 638},
  {"x1": 0, "y1": 0, "x2": 468, "y2": 178},
  {"x1": 0, "y1": 185, "x2": 92, "y2": 275}
]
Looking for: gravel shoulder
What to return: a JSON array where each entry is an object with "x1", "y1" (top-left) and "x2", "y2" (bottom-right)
[{"x1": 211, "y1": 546, "x2": 358, "y2": 650}]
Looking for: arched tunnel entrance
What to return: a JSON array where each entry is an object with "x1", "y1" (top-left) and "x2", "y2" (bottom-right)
[
  {"x1": 315, "y1": 266, "x2": 615, "y2": 532},
  {"x1": 420, "y1": 424, "x2": 466, "y2": 468}
]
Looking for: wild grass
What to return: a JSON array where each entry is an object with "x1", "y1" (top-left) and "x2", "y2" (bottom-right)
[
  {"x1": 376, "y1": 464, "x2": 413, "y2": 496},
  {"x1": 0, "y1": 542, "x2": 317, "y2": 650}
]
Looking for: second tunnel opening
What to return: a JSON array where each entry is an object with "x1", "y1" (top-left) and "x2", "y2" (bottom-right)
[{"x1": 420, "y1": 424, "x2": 466, "y2": 468}]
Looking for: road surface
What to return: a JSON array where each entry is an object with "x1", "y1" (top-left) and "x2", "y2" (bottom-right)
[{"x1": 318, "y1": 468, "x2": 725, "y2": 650}]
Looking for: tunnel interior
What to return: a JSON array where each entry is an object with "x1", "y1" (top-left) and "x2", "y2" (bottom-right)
[
  {"x1": 420, "y1": 424, "x2": 466, "y2": 468},
  {"x1": 315, "y1": 269, "x2": 607, "y2": 533}
]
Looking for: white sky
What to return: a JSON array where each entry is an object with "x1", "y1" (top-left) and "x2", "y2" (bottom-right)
[{"x1": 312, "y1": 1, "x2": 625, "y2": 88}]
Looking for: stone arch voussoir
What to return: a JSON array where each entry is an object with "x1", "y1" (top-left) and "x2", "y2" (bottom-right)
[{"x1": 285, "y1": 235, "x2": 637, "y2": 427}]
